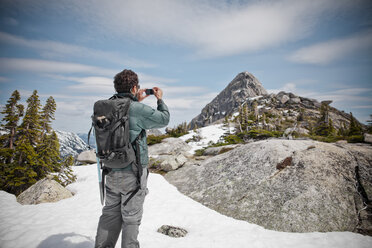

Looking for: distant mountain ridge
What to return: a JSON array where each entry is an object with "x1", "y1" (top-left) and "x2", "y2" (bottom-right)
[
  {"x1": 77, "y1": 132, "x2": 95, "y2": 149},
  {"x1": 55, "y1": 130, "x2": 89, "y2": 157}
]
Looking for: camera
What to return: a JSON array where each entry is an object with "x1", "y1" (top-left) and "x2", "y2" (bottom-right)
[{"x1": 145, "y1": 89, "x2": 154, "y2": 95}]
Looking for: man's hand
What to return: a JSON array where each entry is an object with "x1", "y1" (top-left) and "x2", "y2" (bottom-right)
[
  {"x1": 137, "y1": 89, "x2": 149, "y2": 102},
  {"x1": 153, "y1": 87, "x2": 163, "y2": 100}
]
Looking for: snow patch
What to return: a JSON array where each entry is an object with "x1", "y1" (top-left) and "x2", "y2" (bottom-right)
[
  {"x1": 179, "y1": 124, "x2": 233, "y2": 153},
  {"x1": 248, "y1": 95, "x2": 263, "y2": 101},
  {"x1": 0, "y1": 164, "x2": 371, "y2": 248}
]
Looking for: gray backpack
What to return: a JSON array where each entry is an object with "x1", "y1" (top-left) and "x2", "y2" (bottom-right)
[{"x1": 90, "y1": 95, "x2": 136, "y2": 168}]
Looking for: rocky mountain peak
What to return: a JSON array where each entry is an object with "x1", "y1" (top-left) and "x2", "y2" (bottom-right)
[
  {"x1": 189, "y1": 71, "x2": 360, "y2": 133},
  {"x1": 229, "y1": 71, "x2": 267, "y2": 96},
  {"x1": 190, "y1": 71, "x2": 267, "y2": 129}
]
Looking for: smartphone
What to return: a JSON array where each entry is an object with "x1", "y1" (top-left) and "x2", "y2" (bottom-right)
[{"x1": 145, "y1": 89, "x2": 154, "y2": 95}]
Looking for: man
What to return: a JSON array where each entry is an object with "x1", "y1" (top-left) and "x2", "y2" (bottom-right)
[{"x1": 95, "y1": 69, "x2": 170, "y2": 248}]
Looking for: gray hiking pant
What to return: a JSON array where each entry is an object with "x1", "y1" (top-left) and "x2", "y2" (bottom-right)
[{"x1": 95, "y1": 168, "x2": 148, "y2": 248}]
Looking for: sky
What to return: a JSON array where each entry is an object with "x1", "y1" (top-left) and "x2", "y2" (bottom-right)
[{"x1": 0, "y1": 0, "x2": 371, "y2": 134}]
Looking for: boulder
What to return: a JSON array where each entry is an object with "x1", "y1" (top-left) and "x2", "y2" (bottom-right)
[
  {"x1": 150, "y1": 153, "x2": 188, "y2": 172},
  {"x1": 364, "y1": 133, "x2": 372, "y2": 144},
  {"x1": 284, "y1": 127, "x2": 309, "y2": 137},
  {"x1": 157, "y1": 225, "x2": 188, "y2": 238},
  {"x1": 165, "y1": 139, "x2": 372, "y2": 234},
  {"x1": 148, "y1": 137, "x2": 191, "y2": 156},
  {"x1": 277, "y1": 94, "x2": 290, "y2": 104},
  {"x1": 76, "y1": 150, "x2": 96, "y2": 164},
  {"x1": 203, "y1": 144, "x2": 239, "y2": 156},
  {"x1": 336, "y1": 140, "x2": 348, "y2": 145},
  {"x1": 17, "y1": 175, "x2": 73, "y2": 205},
  {"x1": 289, "y1": 97, "x2": 301, "y2": 104}
]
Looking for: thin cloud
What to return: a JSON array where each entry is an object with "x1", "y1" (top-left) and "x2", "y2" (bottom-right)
[
  {"x1": 0, "y1": 31, "x2": 155, "y2": 68},
  {"x1": 80, "y1": 0, "x2": 343, "y2": 58},
  {"x1": 350, "y1": 105, "x2": 372, "y2": 109},
  {"x1": 4, "y1": 0, "x2": 356, "y2": 58},
  {"x1": 0, "y1": 58, "x2": 117, "y2": 76},
  {"x1": 0, "y1": 76, "x2": 9, "y2": 83},
  {"x1": 2, "y1": 17, "x2": 18, "y2": 26},
  {"x1": 45, "y1": 74, "x2": 179, "y2": 94},
  {"x1": 288, "y1": 30, "x2": 372, "y2": 65}
]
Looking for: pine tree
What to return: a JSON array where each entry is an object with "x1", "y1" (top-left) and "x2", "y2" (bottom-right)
[
  {"x1": 18, "y1": 90, "x2": 42, "y2": 146},
  {"x1": 36, "y1": 96, "x2": 59, "y2": 177},
  {"x1": 55, "y1": 155, "x2": 76, "y2": 187},
  {"x1": 40, "y1": 96, "x2": 56, "y2": 138},
  {"x1": 338, "y1": 122, "x2": 348, "y2": 137},
  {"x1": 0, "y1": 90, "x2": 24, "y2": 190},
  {"x1": 315, "y1": 102, "x2": 334, "y2": 137},
  {"x1": 297, "y1": 108, "x2": 304, "y2": 122},
  {"x1": 0, "y1": 90, "x2": 24, "y2": 149},
  {"x1": 348, "y1": 112, "x2": 362, "y2": 136},
  {"x1": 252, "y1": 101, "x2": 258, "y2": 122},
  {"x1": 6, "y1": 137, "x2": 38, "y2": 195},
  {"x1": 5, "y1": 90, "x2": 43, "y2": 195},
  {"x1": 0, "y1": 90, "x2": 76, "y2": 195},
  {"x1": 36, "y1": 131, "x2": 61, "y2": 178},
  {"x1": 236, "y1": 106, "x2": 243, "y2": 133},
  {"x1": 367, "y1": 115, "x2": 372, "y2": 134}
]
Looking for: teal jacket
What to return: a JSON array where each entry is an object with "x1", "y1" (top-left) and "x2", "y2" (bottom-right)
[{"x1": 117, "y1": 93, "x2": 170, "y2": 169}]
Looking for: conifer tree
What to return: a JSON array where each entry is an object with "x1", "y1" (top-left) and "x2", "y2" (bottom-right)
[
  {"x1": 0, "y1": 90, "x2": 24, "y2": 149},
  {"x1": 337, "y1": 122, "x2": 348, "y2": 137},
  {"x1": 55, "y1": 155, "x2": 76, "y2": 187},
  {"x1": 252, "y1": 101, "x2": 258, "y2": 122},
  {"x1": 367, "y1": 115, "x2": 372, "y2": 134},
  {"x1": 348, "y1": 112, "x2": 362, "y2": 136},
  {"x1": 36, "y1": 96, "x2": 60, "y2": 177},
  {"x1": 0, "y1": 90, "x2": 76, "y2": 195},
  {"x1": 0, "y1": 90, "x2": 24, "y2": 190},
  {"x1": 297, "y1": 108, "x2": 304, "y2": 122},
  {"x1": 315, "y1": 102, "x2": 334, "y2": 136},
  {"x1": 6, "y1": 91, "x2": 43, "y2": 194},
  {"x1": 18, "y1": 90, "x2": 42, "y2": 146},
  {"x1": 36, "y1": 131, "x2": 61, "y2": 178},
  {"x1": 40, "y1": 96, "x2": 56, "y2": 138},
  {"x1": 6, "y1": 137, "x2": 38, "y2": 195}
]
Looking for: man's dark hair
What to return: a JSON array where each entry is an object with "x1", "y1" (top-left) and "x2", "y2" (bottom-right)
[{"x1": 114, "y1": 69, "x2": 139, "y2": 93}]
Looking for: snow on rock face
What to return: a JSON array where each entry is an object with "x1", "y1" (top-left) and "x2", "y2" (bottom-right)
[
  {"x1": 179, "y1": 124, "x2": 234, "y2": 154},
  {"x1": 56, "y1": 130, "x2": 90, "y2": 157},
  {"x1": 1, "y1": 164, "x2": 372, "y2": 248},
  {"x1": 165, "y1": 140, "x2": 372, "y2": 234}
]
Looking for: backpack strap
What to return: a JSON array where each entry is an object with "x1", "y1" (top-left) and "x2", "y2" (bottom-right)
[
  {"x1": 132, "y1": 129, "x2": 146, "y2": 187},
  {"x1": 87, "y1": 125, "x2": 93, "y2": 149},
  {"x1": 121, "y1": 129, "x2": 146, "y2": 207}
]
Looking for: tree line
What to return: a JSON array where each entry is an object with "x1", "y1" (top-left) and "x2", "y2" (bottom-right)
[{"x1": 0, "y1": 90, "x2": 75, "y2": 196}]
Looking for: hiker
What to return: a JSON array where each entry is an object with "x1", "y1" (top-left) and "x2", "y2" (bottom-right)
[{"x1": 94, "y1": 69, "x2": 170, "y2": 248}]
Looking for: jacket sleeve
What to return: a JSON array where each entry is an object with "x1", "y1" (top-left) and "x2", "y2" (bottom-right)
[{"x1": 138, "y1": 99, "x2": 170, "y2": 130}]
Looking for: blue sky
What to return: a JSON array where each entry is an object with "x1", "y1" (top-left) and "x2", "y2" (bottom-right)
[{"x1": 0, "y1": 0, "x2": 371, "y2": 134}]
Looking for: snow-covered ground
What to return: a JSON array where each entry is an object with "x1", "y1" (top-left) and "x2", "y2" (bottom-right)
[
  {"x1": 0, "y1": 164, "x2": 371, "y2": 248},
  {"x1": 179, "y1": 124, "x2": 234, "y2": 153}
]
